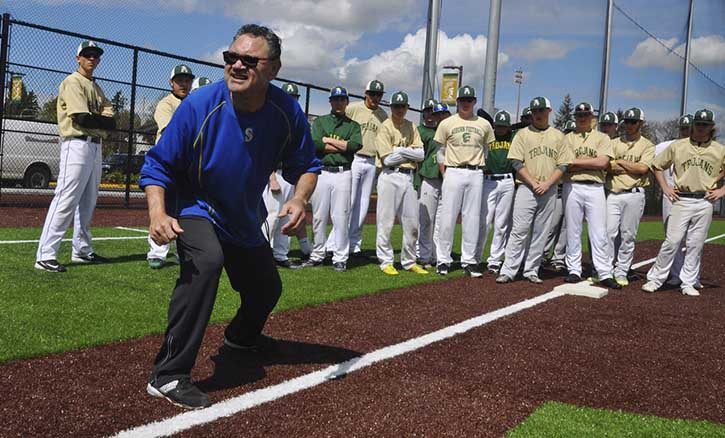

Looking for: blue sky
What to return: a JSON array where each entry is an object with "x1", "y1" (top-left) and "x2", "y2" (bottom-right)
[{"x1": 2, "y1": 0, "x2": 723, "y2": 131}]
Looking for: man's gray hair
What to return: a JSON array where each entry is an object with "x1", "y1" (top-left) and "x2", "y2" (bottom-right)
[{"x1": 232, "y1": 24, "x2": 282, "y2": 60}]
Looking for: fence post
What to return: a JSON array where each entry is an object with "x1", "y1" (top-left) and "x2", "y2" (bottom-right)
[
  {"x1": 125, "y1": 48, "x2": 138, "y2": 207},
  {"x1": 0, "y1": 14, "x2": 11, "y2": 202},
  {"x1": 304, "y1": 85, "x2": 310, "y2": 117}
]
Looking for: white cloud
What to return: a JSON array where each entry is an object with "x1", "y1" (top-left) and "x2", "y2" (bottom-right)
[
  {"x1": 626, "y1": 35, "x2": 725, "y2": 71},
  {"x1": 615, "y1": 87, "x2": 678, "y2": 100},
  {"x1": 507, "y1": 39, "x2": 575, "y2": 61}
]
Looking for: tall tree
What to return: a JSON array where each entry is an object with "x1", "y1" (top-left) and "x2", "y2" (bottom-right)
[
  {"x1": 38, "y1": 96, "x2": 58, "y2": 123},
  {"x1": 4, "y1": 81, "x2": 40, "y2": 119},
  {"x1": 553, "y1": 94, "x2": 573, "y2": 130}
]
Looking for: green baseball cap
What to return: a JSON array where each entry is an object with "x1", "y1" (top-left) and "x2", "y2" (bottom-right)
[
  {"x1": 599, "y1": 112, "x2": 618, "y2": 124},
  {"x1": 521, "y1": 107, "x2": 532, "y2": 117},
  {"x1": 170, "y1": 64, "x2": 194, "y2": 80},
  {"x1": 623, "y1": 107, "x2": 645, "y2": 121},
  {"x1": 282, "y1": 83, "x2": 300, "y2": 96},
  {"x1": 457, "y1": 85, "x2": 476, "y2": 99},
  {"x1": 574, "y1": 102, "x2": 593, "y2": 114},
  {"x1": 493, "y1": 110, "x2": 511, "y2": 127},
  {"x1": 564, "y1": 120, "x2": 576, "y2": 132},
  {"x1": 191, "y1": 77, "x2": 211, "y2": 91},
  {"x1": 366, "y1": 80, "x2": 385, "y2": 93},
  {"x1": 390, "y1": 91, "x2": 409, "y2": 106},
  {"x1": 693, "y1": 109, "x2": 715, "y2": 125},
  {"x1": 422, "y1": 98, "x2": 437, "y2": 110},
  {"x1": 77, "y1": 40, "x2": 103, "y2": 57},
  {"x1": 678, "y1": 114, "x2": 694, "y2": 128},
  {"x1": 529, "y1": 96, "x2": 551, "y2": 110}
]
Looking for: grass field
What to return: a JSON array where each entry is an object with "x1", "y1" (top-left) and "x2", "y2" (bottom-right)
[
  {"x1": 508, "y1": 401, "x2": 725, "y2": 437},
  {"x1": 1, "y1": 220, "x2": 724, "y2": 363}
]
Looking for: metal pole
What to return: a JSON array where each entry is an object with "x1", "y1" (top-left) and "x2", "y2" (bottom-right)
[
  {"x1": 482, "y1": 0, "x2": 501, "y2": 115},
  {"x1": 304, "y1": 85, "x2": 310, "y2": 117},
  {"x1": 681, "y1": 0, "x2": 694, "y2": 116},
  {"x1": 599, "y1": 0, "x2": 613, "y2": 115},
  {"x1": 514, "y1": 68, "x2": 523, "y2": 121},
  {"x1": 421, "y1": 0, "x2": 441, "y2": 109},
  {"x1": 0, "y1": 14, "x2": 11, "y2": 203},
  {"x1": 124, "y1": 48, "x2": 138, "y2": 207}
]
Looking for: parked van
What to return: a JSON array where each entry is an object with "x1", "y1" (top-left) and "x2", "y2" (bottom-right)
[{"x1": 0, "y1": 118, "x2": 60, "y2": 188}]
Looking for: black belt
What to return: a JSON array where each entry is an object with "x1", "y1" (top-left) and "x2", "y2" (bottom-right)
[
  {"x1": 571, "y1": 180, "x2": 602, "y2": 185},
  {"x1": 355, "y1": 153, "x2": 375, "y2": 158},
  {"x1": 678, "y1": 192, "x2": 707, "y2": 199},
  {"x1": 484, "y1": 173, "x2": 512, "y2": 181},
  {"x1": 72, "y1": 135, "x2": 102, "y2": 143},
  {"x1": 386, "y1": 167, "x2": 415, "y2": 174},
  {"x1": 322, "y1": 165, "x2": 351, "y2": 173},
  {"x1": 618, "y1": 187, "x2": 645, "y2": 194},
  {"x1": 450, "y1": 165, "x2": 483, "y2": 170}
]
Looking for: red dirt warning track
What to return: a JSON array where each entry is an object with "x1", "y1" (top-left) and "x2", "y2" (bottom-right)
[{"x1": 1, "y1": 242, "x2": 724, "y2": 437}]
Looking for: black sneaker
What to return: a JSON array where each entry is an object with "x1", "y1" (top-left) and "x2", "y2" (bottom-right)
[
  {"x1": 34, "y1": 259, "x2": 67, "y2": 273},
  {"x1": 71, "y1": 252, "x2": 109, "y2": 264},
  {"x1": 298, "y1": 258, "x2": 324, "y2": 268},
  {"x1": 333, "y1": 262, "x2": 347, "y2": 272},
  {"x1": 223, "y1": 333, "x2": 279, "y2": 353},
  {"x1": 487, "y1": 264, "x2": 500, "y2": 275},
  {"x1": 436, "y1": 263, "x2": 450, "y2": 275},
  {"x1": 565, "y1": 273, "x2": 582, "y2": 283},
  {"x1": 600, "y1": 277, "x2": 623, "y2": 290},
  {"x1": 275, "y1": 259, "x2": 300, "y2": 269},
  {"x1": 147, "y1": 377, "x2": 211, "y2": 410},
  {"x1": 463, "y1": 264, "x2": 483, "y2": 278}
]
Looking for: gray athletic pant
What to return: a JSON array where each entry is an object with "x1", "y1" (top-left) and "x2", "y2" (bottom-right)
[
  {"x1": 500, "y1": 185, "x2": 556, "y2": 279},
  {"x1": 543, "y1": 194, "x2": 566, "y2": 266},
  {"x1": 151, "y1": 217, "x2": 282, "y2": 386},
  {"x1": 418, "y1": 177, "x2": 442, "y2": 264}
]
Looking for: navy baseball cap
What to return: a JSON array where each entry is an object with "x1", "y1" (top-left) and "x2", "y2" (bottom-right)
[
  {"x1": 432, "y1": 103, "x2": 449, "y2": 114},
  {"x1": 330, "y1": 86, "x2": 348, "y2": 99}
]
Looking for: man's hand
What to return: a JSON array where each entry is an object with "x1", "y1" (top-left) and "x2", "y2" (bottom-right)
[
  {"x1": 662, "y1": 185, "x2": 680, "y2": 202},
  {"x1": 279, "y1": 198, "x2": 307, "y2": 235},
  {"x1": 534, "y1": 181, "x2": 550, "y2": 196},
  {"x1": 149, "y1": 213, "x2": 184, "y2": 245},
  {"x1": 705, "y1": 186, "x2": 725, "y2": 201}
]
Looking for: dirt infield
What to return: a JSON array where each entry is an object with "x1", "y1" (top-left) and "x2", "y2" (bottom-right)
[{"x1": 1, "y1": 241, "x2": 723, "y2": 437}]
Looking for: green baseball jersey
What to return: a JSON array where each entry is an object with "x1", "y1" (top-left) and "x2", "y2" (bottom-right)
[
  {"x1": 417, "y1": 124, "x2": 440, "y2": 179},
  {"x1": 57, "y1": 71, "x2": 113, "y2": 138},
  {"x1": 311, "y1": 112, "x2": 362, "y2": 167},
  {"x1": 485, "y1": 132, "x2": 514, "y2": 174}
]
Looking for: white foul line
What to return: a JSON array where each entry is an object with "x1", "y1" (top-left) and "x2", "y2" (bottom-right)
[
  {"x1": 113, "y1": 290, "x2": 567, "y2": 438},
  {"x1": 630, "y1": 232, "x2": 725, "y2": 269},
  {"x1": 0, "y1": 236, "x2": 147, "y2": 244},
  {"x1": 114, "y1": 226, "x2": 149, "y2": 234}
]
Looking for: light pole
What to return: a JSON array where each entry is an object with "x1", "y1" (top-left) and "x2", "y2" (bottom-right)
[{"x1": 514, "y1": 68, "x2": 524, "y2": 121}]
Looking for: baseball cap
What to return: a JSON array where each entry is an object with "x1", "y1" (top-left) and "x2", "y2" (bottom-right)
[
  {"x1": 457, "y1": 85, "x2": 476, "y2": 99},
  {"x1": 521, "y1": 107, "x2": 532, "y2": 117},
  {"x1": 529, "y1": 97, "x2": 552, "y2": 110},
  {"x1": 693, "y1": 109, "x2": 715, "y2": 125},
  {"x1": 678, "y1": 114, "x2": 694, "y2": 128},
  {"x1": 599, "y1": 112, "x2": 618, "y2": 124},
  {"x1": 432, "y1": 103, "x2": 449, "y2": 114},
  {"x1": 365, "y1": 80, "x2": 385, "y2": 93},
  {"x1": 191, "y1": 77, "x2": 211, "y2": 91},
  {"x1": 170, "y1": 64, "x2": 194, "y2": 80},
  {"x1": 282, "y1": 83, "x2": 300, "y2": 97},
  {"x1": 574, "y1": 102, "x2": 593, "y2": 114},
  {"x1": 422, "y1": 98, "x2": 437, "y2": 110},
  {"x1": 623, "y1": 107, "x2": 645, "y2": 121},
  {"x1": 493, "y1": 110, "x2": 511, "y2": 127},
  {"x1": 330, "y1": 86, "x2": 348, "y2": 99},
  {"x1": 390, "y1": 91, "x2": 409, "y2": 106},
  {"x1": 77, "y1": 40, "x2": 103, "y2": 57},
  {"x1": 564, "y1": 120, "x2": 576, "y2": 132}
]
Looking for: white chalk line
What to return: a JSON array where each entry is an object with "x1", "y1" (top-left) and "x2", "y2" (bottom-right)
[
  {"x1": 0, "y1": 236, "x2": 147, "y2": 244},
  {"x1": 114, "y1": 226, "x2": 149, "y2": 234},
  {"x1": 630, "y1": 232, "x2": 725, "y2": 269}
]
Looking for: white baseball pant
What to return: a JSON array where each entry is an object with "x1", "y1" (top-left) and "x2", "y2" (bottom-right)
[
  {"x1": 436, "y1": 167, "x2": 483, "y2": 266},
  {"x1": 262, "y1": 170, "x2": 294, "y2": 261},
  {"x1": 563, "y1": 182, "x2": 613, "y2": 279},
  {"x1": 346, "y1": 154, "x2": 377, "y2": 254},
  {"x1": 499, "y1": 185, "x2": 556, "y2": 279},
  {"x1": 417, "y1": 177, "x2": 442, "y2": 264},
  {"x1": 606, "y1": 189, "x2": 646, "y2": 279},
  {"x1": 647, "y1": 197, "x2": 713, "y2": 289},
  {"x1": 475, "y1": 174, "x2": 515, "y2": 265},
  {"x1": 310, "y1": 168, "x2": 352, "y2": 264},
  {"x1": 147, "y1": 236, "x2": 172, "y2": 260},
  {"x1": 661, "y1": 173, "x2": 686, "y2": 281},
  {"x1": 376, "y1": 169, "x2": 419, "y2": 269},
  {"x1": 36, "y1": 137, "x2": 101, "y2": 261}
]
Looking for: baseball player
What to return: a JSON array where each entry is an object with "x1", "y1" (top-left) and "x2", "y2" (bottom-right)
[
  {"x1": 654, "y1": 114, "x2": 693, "y2": 286},
  {"x1": 342, "y1": 80, "x2": 388, "y2": 256},
  {"x1": 146, "y1": 64, "x2": 195, "y2": 269},
  {"x1": 434, "y1": 85, "x2": 494, "y2": 277},
  {"x1": 416, "y1": 98, "x2": 442, "y2": 268},
  {"x1": 606, "y1": 107, "x2": 655, "y2": 286},
  {"x1": 497, "y1": 96, "x2": 574, "y2": 284},
  {"x1": 599, "y1": 112, "x2": 619, "y2": 139},
  {"x1": 35, "y1": 41, "x2": 115, "y2": 272},
  {"x1": 191, "y1": 76, "x2": 212, "y2": 91},
  {"x1": 262, "y1": 82, "x2": 313, "y2": 268},
  {"x1": 301, "y1": 86, "x2": 361, "y2": 272},
  {"x1": 375, "y1": 91, "x2": 427, "y2": 275},
  {"x1": 475, "y1": 110, "x2": 515, "y2": 274},
  {"x1": 643, "y1": 109, "x2": 724, "y2": 296},
  {"x1": 561, "y1": 102, "x2": 620, "y2": 288}
]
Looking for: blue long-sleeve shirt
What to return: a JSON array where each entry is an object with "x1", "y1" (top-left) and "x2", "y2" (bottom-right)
[{"x1": 139, "y1": 80, "x2": 321, "y2": 247}]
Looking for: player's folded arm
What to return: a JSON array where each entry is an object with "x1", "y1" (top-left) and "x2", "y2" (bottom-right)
[{"x1": 280, "y1": 111, "x2": 322, "y2": 186}]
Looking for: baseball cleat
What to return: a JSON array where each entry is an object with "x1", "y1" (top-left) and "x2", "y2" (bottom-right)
[
  {"x1": 550, "y1": 263, "x2": 566, "y2": 273},
  {"x1": 487, "y1": 264, "x2": 500, "y2": 275},
  {"x1": 565, "y1": 274, "x2": 582, "y2": 283},
  {"x1": 407, "y1": 264, "x2": 429, "y2": 275},
  {"x1": 693, "y1": 282, "x2": 703, "y2": 290},
  {"x1": 382, "y1": 264, "x2": 399, "y2": 276},
  {"x1": 147, "y1": 378, "x2": 211, "y2": 410},
  {"x1": 615, "y1": 277, "x2": 629, "y2": 287},
  {"x1": 34, "y1": 259, "x2": 67, "y2": 273},
  {"x1": 463, "y1": 264, "x2": 483, "y2": 278},
  {"x1": 298, "y1": 258, "x2": 323, "y2": 268},
  {"x1": 600, "y1": 278, "x2": 622, "y2": 290},
  {"x1": 275, "y1": 259, "x2": 301, "y2": 269},
  {"x1": 436, "y1": 263, "x2": 450, "y2": 276},
  {"x1": 333, "y1": 262, "x2": 347, "y2": 272},
  {"x1": 148, "y1": 258, "x2": 165, "y2": 269},
  {"x1": 524, "y1": 274, "x2": 543, "y2": 284},
  {"x1": 641, "y1": 281, "x2": 659, "y2": 293},
  {"x1": 681, "y1": 286, "x2": 700, "y2": 297},
  {"x1": 496, "y1": 274, "x2": 513, "y2": 284},
  {"x1": 71, "y1": 252, "x2": 109, "y2": 264}
]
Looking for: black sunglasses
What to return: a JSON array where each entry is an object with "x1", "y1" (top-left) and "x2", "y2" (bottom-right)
[
  {"x1": 623, "y1": 119, "x2": 639, "y2": 124},
  {"x1": 366, "y1": 91, "x2": 384, "y2": 98},
  {"x1": 222, "y1": 51, "x2": 274, "y2": 68}
]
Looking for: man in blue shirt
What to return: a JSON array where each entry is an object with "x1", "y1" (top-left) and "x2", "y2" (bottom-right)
[{"x1": 140, "y1": 24, "x2": 321, "y2": 409}]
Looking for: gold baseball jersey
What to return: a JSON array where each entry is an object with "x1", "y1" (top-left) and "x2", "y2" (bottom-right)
[
  {"x1": 433, "y1": 114, "x2": 494, "y2": 167},
  {"x1": 345, "y1": 101, "x2": 388, "y2": 157},
  {"x1": 154, "y1": 93, "x2": 182, "y2": 143},
  {"x1": 607, "y1": 136, "x2": 655, "y2": 192},
  {"x1": 376, "y1": 118, "x2": 423, "y2": 170},
  {"x1": 564, "y1": 129, "x2": 614, "y2": 183},
  {"x1": 507, "y1": 125, "x2": 572, "y2": 183},
  {"x1": 652, "y1": 138, "x2": 725, "y2": 192},
  {"x1": 57, "y1": 71, "x2": 113, "y2": 138}
]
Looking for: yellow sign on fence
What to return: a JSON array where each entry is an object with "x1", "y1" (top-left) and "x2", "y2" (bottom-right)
[
  {"x1": 11, "y1": 75, "x2": 23, "y2": 101},
  {"x1": 440, "y1": 73, "x2": 459, "y2": 105}
]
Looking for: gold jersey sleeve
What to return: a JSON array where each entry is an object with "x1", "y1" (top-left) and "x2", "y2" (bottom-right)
[
  {"x1": 154, "y1": 93, "x2": 182, "y2": 143},
  {"x1": 377, "y1": 118, "x2": 423, "y2": 170},
  {"x1": 508, "y1": 126, "x2": 569, "y2": 183},
  {"x1": 565, "y1": 130, "x2": 614, "y2": 183},
  {"x1": 653, "y1": 139, "x2": 725, "y2": 192},
  {"x1": 607, "y1": 136, "x2": 655, "y2": 192},
  {"x1": 57, "y1": 71, "x2": 114, "y2": 138},
  {"x1": 346, "y1": 101, "x2": 387, "y2": 157},
  {"x1": 433, "y1": 114, "x2": 493, "y2": 167}
]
